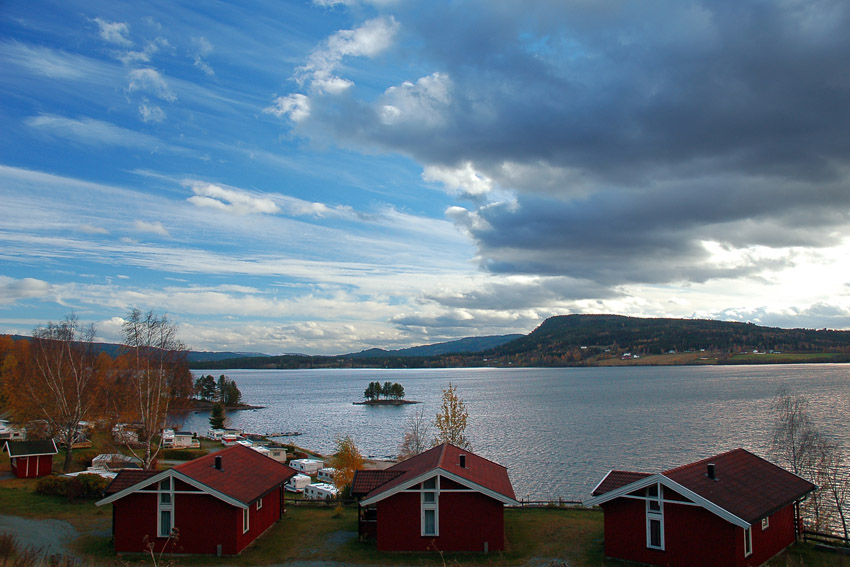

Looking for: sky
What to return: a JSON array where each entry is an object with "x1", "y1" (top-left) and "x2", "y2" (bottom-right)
[{"x1": 2, "y1": 0, "x2": 850, "y2": 355}]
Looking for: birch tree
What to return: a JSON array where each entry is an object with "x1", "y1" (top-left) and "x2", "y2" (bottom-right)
[
  {"x1": 5, "y1": 314, "x2": 100, "y2": 472},
  {"x1": 119, "y1": 309, "x2": 191, "y2": 469},
  {"x1": 433, "y1": 382, "x2": 471, "y2": 449},
  {"x1": 398, "y1": 406, "x2": 431, "y2": 460}
]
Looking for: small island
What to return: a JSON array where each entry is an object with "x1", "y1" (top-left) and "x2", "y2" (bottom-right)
[{"x1": 354, "y1": 380, "x2": 420, "y2": 405}]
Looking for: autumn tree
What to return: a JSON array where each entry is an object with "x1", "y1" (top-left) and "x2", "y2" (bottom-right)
[
  {"x1": 433, "y1": 382, "x2": 470, "y2": 449},
  {"x1": 327, "y1": 434, "x2": 364, "y2": 497},
  {"x1": 118, "y1": 309, "x2": 191, "y2": 469},
  {"x1": 398, "y1": 406, "x2": 431, "y2": 460},
  {"x1": 3, "y1": 314, "x2": 100, "y2": 472}
]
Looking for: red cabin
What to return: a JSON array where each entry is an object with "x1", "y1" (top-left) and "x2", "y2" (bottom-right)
[
  {"x1": 3, "y1": 439, "x2": 58, "y2": 478},
  {"x1": 585, "y1": 449, "x2": 816, "y2": 567},
  {"x1": 352, "y1": 443, "x2": 517, "y2": 553},
  {"x1": 96, "y1": 444, "x2": 296, "y2": 556}
]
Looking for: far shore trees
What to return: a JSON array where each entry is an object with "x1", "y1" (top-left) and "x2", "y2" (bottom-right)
[
  {"x1": 3, "y1": 314, "x2": 101, "y2": 472},
  {"x1": 118, "y1": 309, "x2": 192, "y2": 469},
  {"x1": 434, "y1": 382, "x2": 470, "y2": 450}
]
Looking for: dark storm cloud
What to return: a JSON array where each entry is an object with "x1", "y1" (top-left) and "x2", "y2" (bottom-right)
[{"x1": 293, "y1": 0, "x2": 850, "y2": 288}]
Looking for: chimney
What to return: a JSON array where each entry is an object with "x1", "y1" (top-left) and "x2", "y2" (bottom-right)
[
  {"x1": 459, "y1": 454, "x2": 466, "y2": 468},
  {"x1": 707, "y1": 463, "x2": 716, "y2": 480},
  {"x1": 215, "y1": 455, "x2": 222, "y2": 470}
]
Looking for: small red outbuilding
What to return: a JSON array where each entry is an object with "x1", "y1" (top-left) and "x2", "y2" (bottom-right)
[
  {"x1": 96, "y1": 444, "x2": 296, "y2": 556},
  {"x1": 585, "y1": 448, "x2": 816, "y2": 567},
  {"x1": 352, "y1": 443, "x2": 517, "y2": 553},
  {"x1": 3, "y1": 439, "x2": 58, "y2": 478}
]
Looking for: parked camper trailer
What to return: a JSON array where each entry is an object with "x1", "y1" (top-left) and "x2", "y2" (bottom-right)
[
  {"x1": 304, "y1": 482, "x2": 339, "y2": 501},
  {"x1": 290, "y1": 458, "x2": 324, "y2": 475},
  {"x1": 285, "y1": 473, "x2": 311, "y2": 493},
  {"x1": 317, "y1": 467, "x2": 337, "y2": 483}
]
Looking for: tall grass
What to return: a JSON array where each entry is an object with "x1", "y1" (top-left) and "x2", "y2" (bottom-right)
[{"x1": 0, "y1": 532, "x2": 77, "y2": 567}]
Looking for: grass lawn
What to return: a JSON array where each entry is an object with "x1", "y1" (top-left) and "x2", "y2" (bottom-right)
[{"x1": 2, "y1": 477, "x2": 849, "y2": 566}]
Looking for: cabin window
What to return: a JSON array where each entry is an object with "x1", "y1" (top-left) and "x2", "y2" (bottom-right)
[
  {"x1": 257, "y1": 497, "x2": 263, "y2": 511},
  {"x1": 243, "y1": 507, "x2": 250, "y2": 534},
  {"x1": 744, "y1": 527, "x2": 752, "y2": 557},
  {"x1": 645, "y1": 484, "x2": 664, "y2": 550},
  {"x1": 421, "y1": 476, "x2": 439, "y2": 536},
  {"x1": 761, "y1": 516, "x2": 769, "y2": 530},
  {"x1": 157, "y1": 477, "x2": 174, "y2": 537}
]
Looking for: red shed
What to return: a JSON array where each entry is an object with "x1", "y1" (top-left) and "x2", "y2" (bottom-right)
[
  {"x1": 96, "y1": 444, "x2": 296, "y2": 556},
  {"x1": 352, "y1": 443, "x2": 517, "y2": 553},
  {"x1": 3, "y1": 439, "x2": 58, "y2": 478},
  {"x1": 585, "y1": 449, "x2": 816, "y2": 567}
]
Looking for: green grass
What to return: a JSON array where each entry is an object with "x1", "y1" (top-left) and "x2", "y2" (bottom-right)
[{"x1": 2, "y1": 477, "x2": 849, "y2": 566}]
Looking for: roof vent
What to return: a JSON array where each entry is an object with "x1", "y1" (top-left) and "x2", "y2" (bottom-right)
[
  {"x1": 214, "y1": 455, "x2": 222, "y2": 470},
  {"x1": 707, "y1": 463, "x2": 716, "y2": 480},
  {"x1": 459, "y1": 454, "x2": 466, "y2": 468}
]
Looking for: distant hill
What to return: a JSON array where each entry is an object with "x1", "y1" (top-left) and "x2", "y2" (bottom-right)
[
  {"x1": 348, "y1": 335, "x2": 523, "y2": 358},
  {"x1": 484, "y1": 314, "x2": 850, "y2": 365},
  {"x1": 3, "y1": 335, "x2": 270, "y2": 364}
]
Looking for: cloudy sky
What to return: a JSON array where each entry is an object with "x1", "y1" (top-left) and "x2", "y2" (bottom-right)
[{"x1": 2, "y1": 1, "x2": 850, "y2": 355}]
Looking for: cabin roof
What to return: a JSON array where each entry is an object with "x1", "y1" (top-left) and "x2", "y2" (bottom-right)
[
  {"x1": 3, "y1": 439, "x2": 58, "y2": 458},
  {"x1": 357, "y1": 443, "x2": 516, "y2": 506},
  {"x1": 587, "y1": 448, "x2": 816, "y2": 525}
]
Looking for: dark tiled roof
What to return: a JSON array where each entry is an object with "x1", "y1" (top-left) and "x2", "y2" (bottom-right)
[
  {"x1": 362, "y1": 443, "x2": 516, "y2": 502},
  {"x1": 105, "y1": 469, "x2": 159, "y2": 495},
  {"x1": 176, "y1": 444, "x2": 296, "y2": 505},
  {"x1": 351, "y1": 469, "x2": 404, "y2": 497},
  {"x1": 3, "y1": 440, "x2": 58, "y2": 457},
  {"x1": 592, "y1": 470, "x2": 651, "y2": 496},
  {"x1": 663, "y1": 448, "x2": 816, "y2": 523}
]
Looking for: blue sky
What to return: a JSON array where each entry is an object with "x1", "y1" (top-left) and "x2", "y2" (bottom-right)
[{"x1": 2, "y1": 1, "x2": 850, "y2": 355}]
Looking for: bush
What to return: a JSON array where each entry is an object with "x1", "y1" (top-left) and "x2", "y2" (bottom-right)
[
  {"x1": 161, "y1": 449, "x2": 205, "y2": 461},
  {"x1": 35, "y1": 474, "x2": 109, "y2": 501},
  {"x1": 75, "y1": 450, "x2": 99, "y2": 467}
]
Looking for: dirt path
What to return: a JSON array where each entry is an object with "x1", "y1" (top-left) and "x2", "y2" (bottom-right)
[{"x1": 0, "y1": 514, "x2": 80, "y2": 558}]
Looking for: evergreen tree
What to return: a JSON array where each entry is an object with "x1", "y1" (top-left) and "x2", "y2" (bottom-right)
[{"x1": 209, "y1": 402, "x2": 225, "y2": 429}]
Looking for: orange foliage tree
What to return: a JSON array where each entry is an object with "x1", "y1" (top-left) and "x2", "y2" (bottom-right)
[{"x1": 2, "y1": 314, "x2": 102, "y2": 472}]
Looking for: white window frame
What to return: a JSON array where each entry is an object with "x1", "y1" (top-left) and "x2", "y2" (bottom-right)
[
  {"x1": 243, "y1": 507, "x2": 250, "y2": 534},
  {"x1": 157, "y1": 477, "x2": 174, "y2": 538},
  {"x1": 744, "y1": 527, "x2": 752, "y2": 557},
  {"x1": 645, "y1": 483, "x2": 664, "y2": 550},
  {"x1": 421, "y1": 476, "x2": 439, "y2": 537},
  {"x1": 761, "y1": 516, "x2": 769, "y2": 530},
  {"x1": 257, "y1": 497, "x2": 263, "y2": 511}
]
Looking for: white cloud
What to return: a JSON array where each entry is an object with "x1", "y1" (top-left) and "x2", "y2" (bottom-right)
[
  {"x1": 380, "y1": 73, "x2": 452, "y2": 126},
  {"x1": 296, "y1": 16, "x2": 399, "y2": 93},
  {"x1": 264, "y1": 94, "x2": 311, "y2": 122},
  {"x1": 94, "y1": 18, "x2": 132, "y2": 47},
  {"x1": 127, "y1": 68, "x2": 177, "y2": 102},
  {"x1": 187, "y1": 182, "x2": 280, "y2": 215},
  {"x1": 25, "y1": 114, "x2": 160, "y2": 148},
  {"x1": 139, "y1": 102, "x2": 166, "y2": 123},
  {"x1": 79, "y1": 224, "x2": 109, "y2": 235},
  {"x1": 193, "y1": 36, "x2": 215, "y2": 76},
  {"x1": 423, "y1": 161, "x2": 493, "y2": 196},
  {"x1": 0, "y1": 277, "x2": 52, "y2": 305},
  {"x1": 133, "y1": 220, "x2": 171, "y2": 237}
]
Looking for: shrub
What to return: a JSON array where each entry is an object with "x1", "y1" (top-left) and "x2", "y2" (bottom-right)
[
  {"x1": 75, "y1": 450, "x2": 99, "y2": 467},
  {"x1": 35, "y1": 474, "x2": 109, "y2": 500},
  {"x1": 161, "y1": 449, "x2": 205, "y2": 461}
]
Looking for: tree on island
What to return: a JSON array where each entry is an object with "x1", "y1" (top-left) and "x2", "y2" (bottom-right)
[
  {"x1": 217, "y1": 374, "x2": 242, "y2": 405},
  {"x1": 363, "y1": 380, "x2": 405, "y2": 401},
  {"x1": 209, "y1": 402, "x2": 226, "y2": 430},
  {"x1": 194, "y1": 374, "x2": 217, "y2": 401},
  {"x1": 434, "y1": 382, "x2": 470, "y2": 450}
]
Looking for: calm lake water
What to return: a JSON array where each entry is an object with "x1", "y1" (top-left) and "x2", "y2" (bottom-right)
[{"x1": 181, "y1": 364, "x2": 850, "y2": 501}]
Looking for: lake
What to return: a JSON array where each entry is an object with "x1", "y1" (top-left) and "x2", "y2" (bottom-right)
[{"x1": 181, "y1": 364, "x2": 850, "y2": 501}]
